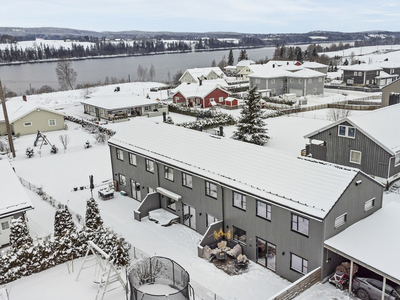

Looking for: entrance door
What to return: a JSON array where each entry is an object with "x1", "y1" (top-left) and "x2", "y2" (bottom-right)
[
  {"x1": 0, "y1": 217, "x2": 12, "y2": 247},
  {"x1": 130, "y1": 179, "x2": 141, "y2": 201},
  {"x1": 256, "y1": 238, "x2": 276, "y2": 271},
  {"x1": 182, "y1": 203, "x2": 196, "y2": 230},
  {"x1": 95, "y1": 108, "x2": 100, "y2": 118}
]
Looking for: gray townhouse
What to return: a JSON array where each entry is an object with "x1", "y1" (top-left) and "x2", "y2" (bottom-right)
[
  {"x1": 249, "y1": 67, "x2": 325, "y2": 97},
  {"x1": 108, "y1": 118, "x2": 383, "y2": 282},
  {"x1": 301, "y1": 61, "x2": 328, "y2": 74},
  {"x1": 382, "y1": 78, "x2": 400, "y2": 106},
  {"x1": 304, "y1": 104, "x2": 400, "y2": 187},
  {"x1": 341, "y1": 64, "x2": 382, "y2": 87}
]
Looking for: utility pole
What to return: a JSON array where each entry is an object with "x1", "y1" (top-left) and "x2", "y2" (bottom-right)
[{"x1": 0, "y1": 81, "x2": 16, "y2": 158}]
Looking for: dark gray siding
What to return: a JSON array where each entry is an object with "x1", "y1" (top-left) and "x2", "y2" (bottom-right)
[
  {"x1": 343, "y1": 69, "x2": 380, "y2": 86},
  {"x1": 223, "y1": 189, "x2": 324, "y2": 282},
  {"x1": 308, "y1": 123, "x2": 391, "y2": 179}
]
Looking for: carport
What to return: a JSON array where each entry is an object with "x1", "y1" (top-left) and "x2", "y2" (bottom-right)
[{"x1": 324, "y1": 202, "x2": 400, "y2": 299}]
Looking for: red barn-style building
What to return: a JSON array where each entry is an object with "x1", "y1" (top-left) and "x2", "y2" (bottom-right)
[{"x1": 172, "y1": 84, "x2": 230, "y2": 109}]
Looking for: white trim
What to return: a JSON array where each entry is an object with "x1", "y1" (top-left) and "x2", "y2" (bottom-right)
[
  {"x1": 364, "y1": 198, "x2": 375, "y2": 212},
  {"x1": 48, "y1": 119, "x2": 56, "y2": 126},
  {"x1": 350, "y1": 150, "x2": 362, "y2": 165},
  {"x1": 334, "y1": 213, "x2": 347, "y2": 228}
]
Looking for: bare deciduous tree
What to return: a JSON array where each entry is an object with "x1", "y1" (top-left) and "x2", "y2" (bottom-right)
[
  {"x1": 326, "y1": 107, "x2": 352, "y2": 121},
  {"x1": 55, "y1": 58, "x2": 77, "y2": 90},
  {"x1": 59, "y1": 134, "x2": 70, "y2": 152},
  {"x1": 149, "y1": 64, "x2": 156, "y2": 81}
]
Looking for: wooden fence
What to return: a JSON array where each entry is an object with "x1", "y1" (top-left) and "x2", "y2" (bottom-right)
[{"x1": 268, "y1": 267, "x2": 321, "y2": 300}]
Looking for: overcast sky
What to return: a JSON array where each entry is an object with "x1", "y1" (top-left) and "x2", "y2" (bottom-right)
[{"x1": 1, "y1": 0, "x2": 400, "y2": 34}]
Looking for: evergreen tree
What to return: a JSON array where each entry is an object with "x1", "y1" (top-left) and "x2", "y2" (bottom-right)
[
  {"x1": 85, "y1": 197, "x2": 104, "y2": 231},
  {"x1": 211, "y1": 59, "x2": 217, "y2": 67},
  {"x1": 9, "y1": 217, "x2": 33, "y2": 249},
  {"x1": 232, "y1": 86, "x2": 270, "y2": 146},
  {"x1": 294, "y1": 47, "x2": 303, "y2": 62},
  {"x1": 227, "y1": 49, "x2": 234, "y2": 66},
  {"x1": 54, "y1": 205, "x2": 76, "y2": 238},
  {"x1": 238, "y1": 49, "x2": 247, "y2": 62},
  {"x1": 343, "y1": 58, "x2": 349, "y2": 66}
]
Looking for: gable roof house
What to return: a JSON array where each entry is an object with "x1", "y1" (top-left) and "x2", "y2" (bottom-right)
[
  {"x1": 0, "y1": 160, "x2": 34, "y2": 247},
  {"x1": 376, "y1": 60, "x2": 400, "y2": 76},
  {"x1": 304, "y1": 104, "x2": 400, "y2": 186},
  {"x1": 179, "y1": 67, "x2": 225, "y2": 84},
  {"x1": 301, "y1": 61, "x2": 328, "y2": 74},
  {"x1": 108, "y1": 118, "x2": 383, "y2": 283},
  {"x1": 172, "y1": 83, "x2": 230, "y2": 108},
  {"x1": 0, "y1": 99, "x2": 65, "y2": 136},
  {"x1": 381, "y1": 78, "x2": 400, "y2": 106}
]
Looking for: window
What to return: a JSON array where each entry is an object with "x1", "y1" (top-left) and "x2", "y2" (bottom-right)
[
  {"x1": 182, "y1": 173, "x2": 193, "y2": 188},
  {"x1": 319, "y1": 77, "x2": 323, "y2": 82},
  {"x1": 366, "y1": 80, "x2": 369, "y2": 85},
  {"x1": 338, "y1": 125, "x2": 356, "y2": 138},
  {"x1": 130, "y1": 179, "x2": 141, "y2": 201},
  {"x1": 48, "y1": 119, "x2": 56, "y2": 126},
  {"x1": 308, "y1": 78, "x2": 312, "y2": 83},
  {"x1": 146, "y1": 159, "x2": 154, "y2": 173},
  {"x1": 271, "y1": 79, "x2": 275, "y2": 84},
  {"x1": 271, "y1": 88, "x2": 276, "y2": 93},
  {"x1": 206, "y1": 214, "x2": 218, "y2": 227},
  {"x1": 129, "y1": 153, "x2": 137, "y2": 166},
  {"x1": 376, "y1": 70, "x2": 379, "y2": 75},
  {"x1": 233, "y1": 226, "x2": 246, "y2": 245},
  {"x1": 256, "y1": 201, "x2": 271, "y2": 220},
  {"x1": 219, "y1": 97, "x2": 224, "y2": 103},
  {"x1": 233, "y1": 191, "x2": 246, "y2": 210},
  {"x1": 364, "y1": 198, "x2": 375, "y2": 211},
  {"x1": 119, "y1": 174, "x2": 126, "y2": 186},
  {"x1": 167, "y1": 197, "x2": 176, "y2": 211},
  {"x1": 358, "y1": 72, "x2": 362, "y2": 76},
  {"x1": 395, "y1": 153, "x2": 400, "y2": 166},
  {"x1": 350, "y1": 150, "x2": 362, "y2": 164},
  {"x1": 205, "y1": 181, "x2": 217, "y2": 198},
  {"x1": 23, "y1": 122, "x2": 32, "y2": 127},
  {"x1": 144, "y1": 106, "x2": 151, "y2": 111},
  {"x1": 116, "y1": 149, "x2": 124, "y2": 161},
  {"x1": 147, "y1": 187, "x2": 155, "y2": 194},
  {"x1": 290, "y1": 78, "x2": 294, "y2": 83},
  {"x1": 313, "y1": 87, "x2": 317, "y2": 93},
  {"x1": 175, "y1": 96, "x2": 180, "y2": 101},
  {"x1": 1, "y1": 221, "x2": 9, "y2": 230},
  {"x1": 354, "y1": 71, "x2": 358, "y2": 76},
  {"x1": 164, "y1": 166, "x2": 174, "y2": 181},
  {"x1": 291, "y1": 214, "x2": 309, "y2": 236},
  {"x1": 291, "y1": 253, "x2": 308, "y2": 274},
  {"x1": 334, "y1": 213, "x2": 347, "y2": 228},
  {"x1": 347, "y1": 79, "x2": 354, "y2": 84},
  {"x1": 299, "y1": 79, "x2": 303, "y2": 84}
]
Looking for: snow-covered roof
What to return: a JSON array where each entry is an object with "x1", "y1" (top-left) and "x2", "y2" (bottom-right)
[
  {"x1": 264, "y1": 61, "x2": 300, "y2": 68},
  {"x1": 375, "y1": 70, "x2": 398, "y2": 79},
  {"x1": 0, "y1": 99, "x2": 65, "y2": 123},
  {"x1": 340, "y1": 64, "x2": 382, "y2": 72},
  {"x1": 325, "y1": 202, "x2": 400, "y2": 283},
  {"x1": 376, "y1": 61, "x2": 400, "y2": 69},
  {"x1": 301, "y1": 61, "x2": 328, "y2": 69},
  {"x1": 109, "y1": 118, "x2": 362, "y2": 219},
  {"x1": 248, "y1": 67, "x2": 293, "y2": 79},
  {"x1": 180, "y1": 67, "x2": 225, "y2": 82},
  {"x1": 172, "y1": 83, "x2": 228, "y2": 99},
  {"x1": 0, "y1": 160, "x2": 34, "y2": 218},
  {"x1": 81, "y1": 94, "x2": 158, "y2": 110},
  {"x1": 287, "y1": 68, "x2": 326, "y2": 78},
  {"x1": 304, "y1": 104, "x2": 400, "y2": 155},
  {"x1": 236, "y1": 60, "x2": 255, "y2": 67}
]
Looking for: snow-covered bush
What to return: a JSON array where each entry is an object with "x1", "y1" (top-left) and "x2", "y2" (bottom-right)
[
  {"x1": 9, "y1": 217, "x2": 33, "y2": 249},
  {"x1": 177, "y1": 113, "x2": 236, "y2": 130}
]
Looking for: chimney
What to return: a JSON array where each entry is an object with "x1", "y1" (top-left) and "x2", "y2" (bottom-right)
[{"x1": 22, "y1": 95, "x2": 27, "y2": 102}]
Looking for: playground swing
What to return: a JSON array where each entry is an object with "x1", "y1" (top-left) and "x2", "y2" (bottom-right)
[{"x1": 33, "y1": 130, "x2": 58, "y2": 154}]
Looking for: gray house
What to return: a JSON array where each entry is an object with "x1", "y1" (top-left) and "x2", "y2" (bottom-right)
[
  {"x1": 341, "y1": 64, "x2": 382, "y2": 86},
  {"x1": 108, "y1": 118, "x2": 383, "y2": 282},
  {"x1": 301, "y1": 61, "x2": 328, "y2": 74},
  {"x1": 304, "y1": 104, "x2": 400, "y2": 187},
  {"x1": 381, "y1": 78, "x2": 400, "y2": 106}
]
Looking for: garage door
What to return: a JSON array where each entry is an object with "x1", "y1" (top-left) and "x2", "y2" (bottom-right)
[{"x1": 290, "y1": 89, "x2": 303, "y2": 97}]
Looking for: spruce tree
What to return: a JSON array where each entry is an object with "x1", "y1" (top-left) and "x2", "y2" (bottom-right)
[
  {"x1": 238, "y1": 50, "x2": 246, "y2": 62},
  {"x1": 232, "y1": 86, "x2": 270, "y2": 146},
  {"x1": 9, "y1": 217, "x2": 33, "y2": 249},
  {"x1": 228, "y1": 49, "x2": 234, "y2": 66},
  {"x1": 85, "y1": 197, "x2": 104, "y2": 231}
]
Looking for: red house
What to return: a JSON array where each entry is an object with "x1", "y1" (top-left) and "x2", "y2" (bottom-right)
[{"x1": 172, "y1": 83, "x2": 230, "y2": 109}]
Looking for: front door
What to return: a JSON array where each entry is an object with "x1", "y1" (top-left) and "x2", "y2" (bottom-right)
[
  {"x1": 0, "y1": 217, "x2": 12, "y2": 247},
  {"x1": 182, "y1": 203, "x2": 196, "y2": 230},
  {"x1": 130, "y1": 179, "x2": 141, "y2": 201}
]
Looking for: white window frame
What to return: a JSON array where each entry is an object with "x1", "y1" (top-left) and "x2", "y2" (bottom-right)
[
  {"x1": 233, "y1": 191, "x2": 246, "y2": 210},
  {"x1": 334, "y1": 213, "x2": 347, "y2": 228},
  {"x1": 48, "y1": 119, "x2": 56, "y2": 126},
  {"x1": 164, "y1": 166, "x2": 174, "y2": 181},
  {"x1": 271, "y1": 79, "x2": 275, "y2": 84},
  {"x1": 116, "y1": 149, "x2": 124, "y2": 161},
  {"x1": 219, "y1": 97, "x2": 224, "y2": 103},
  {"x1": 182, "y1": 173, "x2": 193, "y2": 189},
  {"x1": 291, "y1": 214, "x2": 309, "y2": 236},
  {"x1": 1, "y1": 221, "x2": 10, "y2": 230},
  {"x1": 347, "y1": 79, "x2": 354, "y2": 84},
  {"x1": 290, "y1": 78, "x2": 294, "y2": 83},
  {"x1": 364, "y1": 198, "x2": 375, "y2": 212},
  {"x1": 129, "y1": 153, "x2": 137, "y2": 166},
  {"x1": 291, "y1": 253, "x2": 308, "y2": 274},
  {"x1": 145, "y1": 159, "x2": 155, "y2": 173},
  {"x1": 206, "y1": 214, "x2": 218, "y2": 227},
  {"x1": 205, "y1": 181, "x2": 217, "y2": 198},
  {"x1": 23, "y1": 122, "x2": 32, "y2": 127},
  {"x1": 318, "y1": 77, "x2": 323, "y2": 82},
  {"x1": 338, "y1": 125, "x2": 356, "y2": 138},
  {"x1": 271, "y1": 88, "x2": 276, "y2": 93},
  {"x1": 358, "y1": 72, "x2": 362, "y2": 76},
  {"x1": 118, "y1": 173, "x2": 126, "y2": 186},
  {"x1": 350, "y1": 150, "x2": 362, "y2": 164},
  {"x1": 299, "y1": 79, "x2": 303, "y2": 84},
  {"x1": 354, "y1": 71, "x2": 358, "y2": 76},
  {"x1": 395, "y1": 153, "x2": 400, "y2": 166},
  {"x1": 308, "y1": 78, "x2": 312, "y2": 83},
  {"x1": 256, "y1": 200, "x2": 271, "y2": 220}
]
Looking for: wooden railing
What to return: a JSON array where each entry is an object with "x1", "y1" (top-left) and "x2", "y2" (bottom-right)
[{"x1": 268, "y1": 267, "x2": 321, "y2": 300}]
